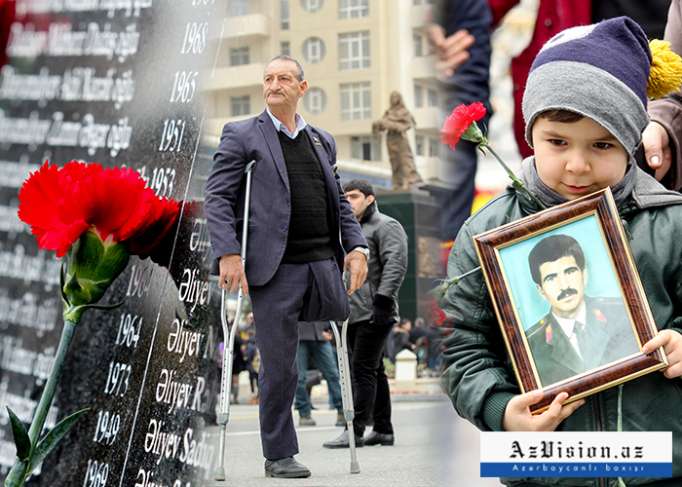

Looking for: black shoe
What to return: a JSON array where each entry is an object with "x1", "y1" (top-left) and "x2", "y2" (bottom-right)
[
  {"x1": 264, "y1": 457, "x2": 311, "y2": 478},
  {"x1": 322, "y1": 430, "x2": 364, "y2": 449},
  {"x1": 364, "y1": 431, "x2": 395, "y2": 446}
]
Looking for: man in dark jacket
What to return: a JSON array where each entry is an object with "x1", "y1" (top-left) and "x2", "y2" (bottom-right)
[{"x1": 323, "y1": 180, "x2": 408, "y2": 449}]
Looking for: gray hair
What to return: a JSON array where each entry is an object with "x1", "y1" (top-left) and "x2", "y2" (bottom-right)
[{"x1": 268, "y1": 55, "x2": 305, "y2": 81}]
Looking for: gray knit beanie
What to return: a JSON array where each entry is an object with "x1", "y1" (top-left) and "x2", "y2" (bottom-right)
[{"x1": 522, "y1": 17, "x2": 651, "y2": 157}]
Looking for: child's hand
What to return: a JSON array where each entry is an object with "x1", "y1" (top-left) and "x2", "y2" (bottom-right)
[
  {"x1": 502, "y1": 391, "x2": 585, "y2": 431},
  {"x1": 642, "y1": 330, "x2": 682, "y2": 379}
]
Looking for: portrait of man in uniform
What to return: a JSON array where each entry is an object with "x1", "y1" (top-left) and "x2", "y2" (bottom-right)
[{"x1": 524, "y1": 234, "x2": 640, "y2": 386}]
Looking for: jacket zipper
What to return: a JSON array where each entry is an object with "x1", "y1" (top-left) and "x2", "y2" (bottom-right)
[{"x1": 593, "y1": 397, "x2": 607, "y2": 487}]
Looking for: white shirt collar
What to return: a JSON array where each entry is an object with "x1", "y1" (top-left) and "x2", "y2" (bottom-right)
[
  {"x1": 552, "y1": 301, "x2": 587, "y2": 357},
  {"x1": 266, "y1": 108, "x2": 307, "y2": 139}
]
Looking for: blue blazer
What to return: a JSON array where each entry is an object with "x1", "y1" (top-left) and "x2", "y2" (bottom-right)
[{"x1": 205, "y1": 110, "x2": 367, "y2": 287}]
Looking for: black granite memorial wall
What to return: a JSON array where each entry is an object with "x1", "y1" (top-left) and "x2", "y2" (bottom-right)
[{"x1": 0, "y1": 1, "x2": 226, "y2": 485}]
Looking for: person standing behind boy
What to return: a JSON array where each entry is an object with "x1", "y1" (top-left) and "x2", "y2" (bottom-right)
[{"x1": 441, "y1": 17, "x2": 682, "y2": 485}]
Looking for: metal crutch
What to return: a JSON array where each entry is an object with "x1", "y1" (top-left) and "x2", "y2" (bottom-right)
[
  {"x1": 329, "y1": 302, "x2": 360, "y2": 474},
  {"x1": 214, "y1": 160, "x2": 256, "y2": 481}
]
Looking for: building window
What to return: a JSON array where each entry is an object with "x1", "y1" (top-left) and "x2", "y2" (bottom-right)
[
  {"x1": 415, "y1": 135, "x2": 425, "y2": 156},
  {"x1": 414, "y1": 84, "x2": 424, "y2": 108},
  {"x1": 338, "y1": 31, "x2": 370, "y2": 70},
  {"x1": 427, "y1": 87, "x2": 438, "y2": 107},
  {"x1": 339, "y1": 0, "x2": 369, "y2": 18},
  {"x1": 304, "y1": 87, "x2": 327, "y2": 114},
  {"x1": 413, "y1": 31, "x2": 424, "y2": 57},
  {"x1": 428, "y1": 136, "x2": 440, "y2": 157},
  {"x1": 351, "y1": 135, "x2": 381, "y2": 161},
  {"x1": 280, "y1": 41, "x2": 290, "y2": 56},
  {"x1": 301, "y1": 0, "x2": 323, "y2": 12},
  {"x1": 281, "y1": 0, "x2": 290, "y2": 29},
  {"x1": 340, "y1": 82, "x2": 371, "y2": 120},
  {"x1": 228, "y1": 0, "x2": 249, "y2": 16},
  {"x1": 229, "y1": 47, "x2": 250, "y2": 66},
  {"x1": 302, "y1": 37, "x2": 325, "y2": 64},
  {"x1": 230, "y1": 95, "x2": 251, "y2": 116}
]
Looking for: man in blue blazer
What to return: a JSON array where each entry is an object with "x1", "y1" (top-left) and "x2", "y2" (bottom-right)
[{"x1": 205, "y1": 55, "x2": 368, "y2": 479}]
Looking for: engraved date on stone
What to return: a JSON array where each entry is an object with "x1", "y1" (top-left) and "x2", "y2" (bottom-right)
[
  {"x1": 103, "y1": 360, "x2": 132, "y2": 396},
  {"x1": 82, "y1": 459, "x2": 109, "y2": 487},
  {"x1": 92, "y1": 409, "x2": 121, "y2": 446}
]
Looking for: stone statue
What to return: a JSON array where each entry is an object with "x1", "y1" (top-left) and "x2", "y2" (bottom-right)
[{"x1": 373, "y1": 91, "x2": 423, "y2": 190}]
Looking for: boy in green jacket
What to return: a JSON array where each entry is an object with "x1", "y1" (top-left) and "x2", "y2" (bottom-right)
[{"x1": 441, "y1": 16, "x2": 682, "y2": 486}]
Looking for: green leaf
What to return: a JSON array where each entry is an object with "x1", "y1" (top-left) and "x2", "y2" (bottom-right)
[
  {"x1": 6, "y1": 407, "x2": 31, "y2": 461},
  {"x1": 29, "y1": 408, "x2": 89, "y2": 471}
]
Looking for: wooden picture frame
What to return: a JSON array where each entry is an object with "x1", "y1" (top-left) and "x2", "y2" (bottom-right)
[{"x1": 474, "y1": 188, "x2": 667, "y2": 413}]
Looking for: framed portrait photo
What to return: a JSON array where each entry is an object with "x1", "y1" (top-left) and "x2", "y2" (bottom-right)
[{"x1": 474, "y1": 188, "x2": 667, "y2": 413}]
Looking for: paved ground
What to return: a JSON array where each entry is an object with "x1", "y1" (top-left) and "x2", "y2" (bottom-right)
[{"x1": 204, "y1": 396, "x2": 501, "y2": 487}]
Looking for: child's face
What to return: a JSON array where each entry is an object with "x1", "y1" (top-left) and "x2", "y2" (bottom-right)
[{"x1": 532, "y1": 116, "x2": 629, "y2": 200}]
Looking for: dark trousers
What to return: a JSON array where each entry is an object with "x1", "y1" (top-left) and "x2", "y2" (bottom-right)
[
  {"x1": 249, "y1": 258, "x2": 348, "y2": 460},
  {"x1": 348, "y1": 319, "x2": 394, "y2": 437}
]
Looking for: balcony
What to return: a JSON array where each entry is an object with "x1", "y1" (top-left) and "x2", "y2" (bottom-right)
[
  {"x1": 413, "y1": 107, "x2": 440, "y2": 130},
  {"x1": 410, "y1": 5, "x2": 432, "y2": 28},
  {"x1": 410, "y1": 56, "x2": 437, "y2": 80},
  {"x1": 202, "y1": 63, "x2": 265, "y2": 91},
  {"x1": 220, "y1": 14, "x2": 270, "y2": 40}
]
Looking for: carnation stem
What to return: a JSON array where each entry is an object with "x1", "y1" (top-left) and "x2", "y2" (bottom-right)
[
  {"x1": 436, "y1": 265, "x2": 482, "y2": 299},
  {"x1": 4, "y1": 319, "x2": 77, "y2": 487},
  {"x1": 482, "y1": 144, "x2": 545, "y2": 209}
]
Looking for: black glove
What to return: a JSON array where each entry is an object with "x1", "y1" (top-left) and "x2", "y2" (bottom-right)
[{"x1": 372, "y1": 294, "x2": 395, "y2": 327}]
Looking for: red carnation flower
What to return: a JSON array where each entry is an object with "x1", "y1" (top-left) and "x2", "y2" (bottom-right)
[
  {"x1": 441, "y1": 101, "x2": 487, "y2": 149},
  {"x1": 18, "y1": 161, "x2": 180, "y2": 258}
]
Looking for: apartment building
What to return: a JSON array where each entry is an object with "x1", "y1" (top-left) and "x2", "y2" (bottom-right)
[{"x1": 202, "y1": 0, "x2": 441, "y2": 187}]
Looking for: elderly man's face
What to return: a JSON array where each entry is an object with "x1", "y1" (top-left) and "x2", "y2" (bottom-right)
[
  {"x1": 262, "y1": 59, "x2": 307, "y2": 112},
  {"x1": 537, "y1": 255, "x2": 587, "y2": 318}
]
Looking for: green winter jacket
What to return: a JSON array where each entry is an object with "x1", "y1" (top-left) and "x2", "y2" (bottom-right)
[{"x1": 441, "y1": 164, "x2": 682, "y2": 487}]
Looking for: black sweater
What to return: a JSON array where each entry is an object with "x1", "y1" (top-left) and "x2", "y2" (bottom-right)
[{"x1": 278, "y1": 130, "x2": 335, "y2": 263}]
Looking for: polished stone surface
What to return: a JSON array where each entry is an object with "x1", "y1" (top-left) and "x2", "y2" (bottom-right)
[{"x1": 0, "y1": 2, "x2": 224, "y2": 485}]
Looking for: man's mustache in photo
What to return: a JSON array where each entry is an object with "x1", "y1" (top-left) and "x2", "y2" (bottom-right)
[{"x1": 557, "y1": 287, "x2": 578, "y2": 301}]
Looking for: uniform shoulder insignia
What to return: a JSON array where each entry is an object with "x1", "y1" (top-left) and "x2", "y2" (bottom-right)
[
  {"x1": 526, "y1": 319, "x2": 546, "y2": 337},
  {"x1": 593, "y1": 308, "x2": 608, "y2": 323}
]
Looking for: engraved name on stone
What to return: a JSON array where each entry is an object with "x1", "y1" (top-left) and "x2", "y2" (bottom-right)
[
  {"x1": 16, "y1": 0, "x2": 153, "y2": 18},
  {"x1": 0, "y1": 159, "x2": 39, "y2": 188},
  {"x1": 155, "y1": 369, "x2": 205, "y2": 414},
  {"x1": 166, "y1": 318, "x2": 204, "y2": 364},
  {"x1": 0, "y1": 245, "x2": 60, "y2": 285},
  {"x1": 0, "y1": 291, "x2": 59, "y2": 335},
  {"x1": 177, "y1": 268, "x2": 210, "y2": 312},
  {"x1": 143, "y1": 420, "x2": 215, "y2": 469},
  {"x1": 0, "y1": 336, "x2": 55, "y2": 380},
  {"x1": 0, "y1": 111, "x2": 133, "y2": 156},
  {"x1": 8, "y1": 22, "x2": 140, "y2": 62},
  {"x1": 189, "y1": 217, "x2": 210, "y2": 254}
]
